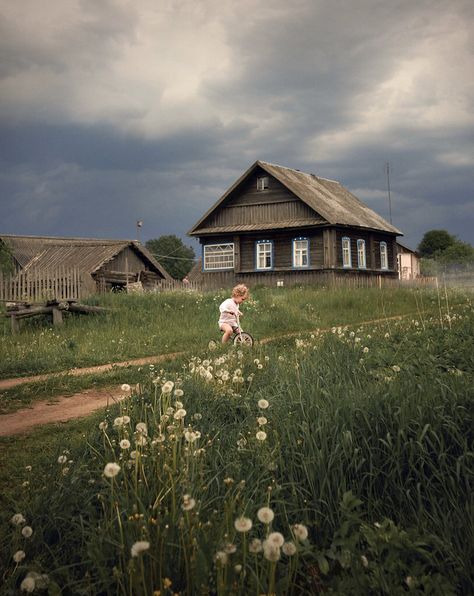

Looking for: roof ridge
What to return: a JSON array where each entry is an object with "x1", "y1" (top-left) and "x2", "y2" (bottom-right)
[{"x1": 259, "y1": 161, "x2": 340, "y2": 183}]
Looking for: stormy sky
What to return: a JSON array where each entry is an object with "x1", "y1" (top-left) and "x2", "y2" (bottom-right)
[{"x1": 0, "y1": 0, "x2": 473, "y2": 252}]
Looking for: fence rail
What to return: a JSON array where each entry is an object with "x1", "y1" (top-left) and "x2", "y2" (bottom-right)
[{"x1": 0, "y1": 267, "x2": 83, "y2": 303}]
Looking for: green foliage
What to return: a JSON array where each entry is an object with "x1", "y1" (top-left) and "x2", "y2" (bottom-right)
[
  {"x1": 0, "y1": 241, "x2": 14, "y2": 274},
  {"x1": 145, "y1": 234, "x2": 195, "y2": 279},
  {"x1": 418, "y1": 230, "x2": 456, "y2": 258},
  {"x1": 1, "y1": 300, "x2": 472, "y2": 594}
]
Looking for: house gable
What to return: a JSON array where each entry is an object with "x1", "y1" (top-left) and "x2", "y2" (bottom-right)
[{"x1": 190, "y1": 165, "x2": 328, "y2": 234}]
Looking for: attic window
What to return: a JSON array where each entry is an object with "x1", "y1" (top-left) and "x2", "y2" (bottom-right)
[{"x1": 257, "y1": 176, "x2": 269, "y2": 191}]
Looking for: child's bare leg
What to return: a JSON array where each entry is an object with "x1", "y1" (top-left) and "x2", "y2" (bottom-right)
[{"x1": 220, "y1": 323, "x2": 233, "y2": 344}]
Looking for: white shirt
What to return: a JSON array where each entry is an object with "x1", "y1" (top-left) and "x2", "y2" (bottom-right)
[{"x1": 218, "y1": 298, "x2": 241, "y2": 327}]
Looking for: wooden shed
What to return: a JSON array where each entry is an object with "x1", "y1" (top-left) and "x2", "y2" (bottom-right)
[
  {"x1": 0, "y1": 234, "x2": 171, "y2": 293},
  {"x1": 188, "y1": 160, "x2": 403, "y2": 287}
]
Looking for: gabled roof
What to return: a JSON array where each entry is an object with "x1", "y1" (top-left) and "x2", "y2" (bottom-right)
[
  {"x1": 188, "y1": 160, "x2": 402, "y2": 236},
  {"x1": 0, "y1": 234, "x2": 171, "y2": 279}
]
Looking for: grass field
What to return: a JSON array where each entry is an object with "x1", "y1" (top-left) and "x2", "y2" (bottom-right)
[{"x1": 0, "y1": 287, "x2": 472, "y2": 595}]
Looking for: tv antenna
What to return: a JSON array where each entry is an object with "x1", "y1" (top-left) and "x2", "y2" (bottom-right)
[{"x1": 385, "y1": 162, "x2": 392, "y2": 224}]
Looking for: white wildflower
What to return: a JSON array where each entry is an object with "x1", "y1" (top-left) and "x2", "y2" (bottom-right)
[
  {"x1": 257, "y1": 507, "x2": 274, "y2": 524},
  {"x1": 282, "y1": 541, "x2": 297, "y2": 556},
  {"x1": 162, "y1": 381, "x2": 174, "y2": 394},
  {"x1": 103, "y1": 462, "x2": 121, "y2": 478},
  {"x1": 20, "y1": 577, "x2": 35, "y2": 592},
  {"x1": 13, "y1": 550, "x2": 26, "y2": 563},
  {"x1": 249, "y1": 538, "x2": 263, "y2": 553},
  {"x1": 11, "y1": 513, "x2": 26, "y2": 525},
  {"x1": 267, "y1": 532, "x2": 284, "y2": 547},
  {"x1": 234, "y1": 516, "x2": 253, "y2": 533},
  {"x1": 131, "y1": 540, "x2": 150, "y2": 557},
  {"x1": 182, "y1": 494, "x2": 196, "y2": 511},
  {"x1": 292, "y1": 523, "x2": 309, "y2": 541}
]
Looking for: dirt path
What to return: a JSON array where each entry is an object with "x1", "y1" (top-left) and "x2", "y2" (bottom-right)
[{"x1": 0, "y1": 314, "x2": 405, "y2": 437}]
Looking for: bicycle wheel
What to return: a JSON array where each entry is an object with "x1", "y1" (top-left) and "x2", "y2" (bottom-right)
[{"x1": 233, "y1": 332, "x2": 254, "y2": 346}]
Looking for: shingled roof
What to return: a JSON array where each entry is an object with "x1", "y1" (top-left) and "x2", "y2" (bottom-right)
[
  {"x1": 0, "y1": 234, "x2": 171, "y2": 279},
  {"x1": 188, "y1": 160, "x2": 402, "y2": 236}
]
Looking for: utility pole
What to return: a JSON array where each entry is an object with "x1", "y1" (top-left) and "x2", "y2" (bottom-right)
[{"x1": 385, "y1": 162, "x2": 392, "y2": 224}]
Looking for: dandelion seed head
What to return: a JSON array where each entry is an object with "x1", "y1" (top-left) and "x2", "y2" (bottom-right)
[
  {"x1": 21, "y1": 526, "x2": 33, "y2": 538},
  {"x1": 13, "y1": 549, "x2": 26, "y2": 563},
  {"x1": 214, "y1": 551, "x2": 228, "y2": 564},
  {"x1": 174, "y1": 408, "x2": 187, "y2": 420},
  {"x1": 162, "y1": 381, "x2": 174, "y2": 394},
  {"x1": 249, "y1": 538, "x2": 263, "y2": 553},
  {"x1": 103, "y1": 462, "x2": 121, "y2": 478},
  {"x1": 234, "y1": 516, "x2": 253, "y2": 533},
  {"x1": 11, "y1": 513, "x2": 26, "y2": 525},
  {"x1": 174, "y1": 389, "x2": 184, "y2": 398},
  {"x1": 98, "y1": 421, "x2": 108, "y2": 430},
  {"x1": 20, "y1": 577, "x2": 35, "y2": 592},
  {"x1": 256, "y1": 431, "x2": 267, "y2": 441},
  {"x1": 263, "y1": 542, "x2": 281, "y2": 562},
  {"x1": 257, "y1": 507, "x2": 274, "y2": 524},
  {"x1": 282, "y1": 541, "x2": 297, "y2": 556},
  {"x1": 57, "y1": 455, "x2": 67, "y2": 464},
  {"x1": 292, "y1": 523, "x2": 309, "y2": 541},
  {"x1": 120, "y1": 439, "x2": 131, "y2": 449},
  {"x1": 182, "y1": 494, "x2": 196, "y2": 511},
  {"x1": 131, "y1": 540, "x2": 150, "y2": 557},
  {"x1": 258, "y1": 399, "x2": 269, "y2": 410},
  {"x1": 267, "y1": 532, "x2": 284, "y2": 547},
  {"x1": 121, "y1": 384, "x2": 131, "y2": 392}
]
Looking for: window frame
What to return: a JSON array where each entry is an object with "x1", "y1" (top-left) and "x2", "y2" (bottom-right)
[
  {"x1": 292, "y1": 237, "x2": 310, "y2": 268},
  {"x1": 357, "y1": 239, "x2": 367, "y2": 269},
  {"x1": 255, "y1": 240, "x2": 273, "y2": 270},
  {"x1": 256, "y1": 176, "x2": 269, "y2": 191},
  {"x1": 380, "y1": 241, "x2": 388, "y2": 270},
  {"x1": 342, "y1": 237, "x2": 352, "y2": 268},
  {"x1": 203, "y1": 243, "x2": 235, "y2": 271}
]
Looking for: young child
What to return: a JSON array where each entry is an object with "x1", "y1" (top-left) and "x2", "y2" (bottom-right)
[{"x1": 218, "y1": 284, "x2": 249, "y2": 344}]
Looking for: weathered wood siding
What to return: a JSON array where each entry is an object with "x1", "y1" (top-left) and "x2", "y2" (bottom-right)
[
  {"x1": 205, "y1": 167, "x2": 326, "y2": 228},
  {"x1": 335, "y1": 229, "x2": 397, "y2": 271},
  {"x1": 99, "y1": 247, "x2": 147, "y2": 274}
]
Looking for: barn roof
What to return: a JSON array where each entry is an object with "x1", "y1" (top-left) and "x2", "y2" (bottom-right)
[
  {"x1": 0, "y1": 234, "x2": 171, "y2": 279},
  {"x1": 188, "y1": 160, "x2": 402, "y2": 236}
]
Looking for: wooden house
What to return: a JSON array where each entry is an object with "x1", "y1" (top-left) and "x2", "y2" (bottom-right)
[
  {"x1": 0, "y1": 234, "x2": 171, "y2": 293},
  {"x1": 188, "y1": 161, "x2": 402, "y2": 287}
]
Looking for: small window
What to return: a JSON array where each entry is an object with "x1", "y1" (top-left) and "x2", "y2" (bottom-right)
[
  {"x1": 257, "y1": 176, "x2": 269, "y2": 191},
  {"x1": 357, "y1": 239, "x2": 366, "y2": 269},
  {"x1": 293, "y1": 238, "x2": 309, "y2": 268},
  {"x1": 380, "y1": 242, "x2": 388, "y2": 270},
  {"x1": 203, "y1": 243, "x2": 234, "y2": 270},
  {"x1": 342, "y1": 237, "x2": 352, "y2": 268},
  {"x1": 256, "y1": 240, "x2": 273, "y2": 270}
]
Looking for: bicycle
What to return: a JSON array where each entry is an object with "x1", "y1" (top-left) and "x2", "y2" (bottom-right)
[{"x1": 208, "y1": 312, "x2": 254, "y2": 349}]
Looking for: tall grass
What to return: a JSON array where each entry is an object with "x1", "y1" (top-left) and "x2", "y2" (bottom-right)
[
  {"x1": 0, "y1": 286, "x2": 467, "y2": 378},
  {"x1": 1, "y1": 298, "x2": 472, "y2": 594}
]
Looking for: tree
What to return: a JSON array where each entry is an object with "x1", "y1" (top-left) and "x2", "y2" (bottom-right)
[
  {"x1": 0, "y1": 241, "x2": 14, "y2": 275},
  {"x1": 145, "y1": 235, "x2": 195, "y2": 280},
  {"x1": 417, "y1": 230, "x2": 455, "y2": 258}
]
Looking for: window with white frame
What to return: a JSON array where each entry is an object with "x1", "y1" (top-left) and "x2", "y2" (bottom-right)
[
  {"x1": 342, "y1": 237, "x2": 352, "y2": 268},
  {"x1": 380, "y1": 241, "x2": 388, "y2": 270},
  {"x1": 357, "y1": 239, "x2": 366, "y2": 269},
  {"x1": 293, "y1": 238, "x2": 309, "y2": 268},
  {"x1": 256, "y1": 176, "x2": 269, "y2": 191},
  {"x1": 256, "y1": 240, "x2": 272, "y2": 269},
  {"x1": 203, "y1": 243, "x2": 234, "y2": 270}
]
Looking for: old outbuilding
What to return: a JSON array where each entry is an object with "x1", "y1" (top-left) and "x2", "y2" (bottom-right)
[{"x1": 0, "y1": 234, "x2": 171, "y2": 295}]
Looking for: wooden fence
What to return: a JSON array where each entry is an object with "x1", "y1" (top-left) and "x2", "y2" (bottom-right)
[{"x1": 0, "y1": 267, "x2": 84, "y2": 303}]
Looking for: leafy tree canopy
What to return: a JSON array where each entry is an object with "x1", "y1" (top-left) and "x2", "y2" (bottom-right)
[
  {"x1": 145, "y1": 235, "x2": 195, "y2": 280},
  {"x1": 417, "y1": 230, "x2": 456, "y2": 258}
]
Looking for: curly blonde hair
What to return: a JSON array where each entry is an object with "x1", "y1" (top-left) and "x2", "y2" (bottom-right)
[{"x1": 232, "y1": 284, "x2": 249, "y2": 299}]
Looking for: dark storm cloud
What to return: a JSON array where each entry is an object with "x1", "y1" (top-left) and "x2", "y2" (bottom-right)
[{"x1": 0, "y1": 0, "x2": 473, "y2": 250}]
